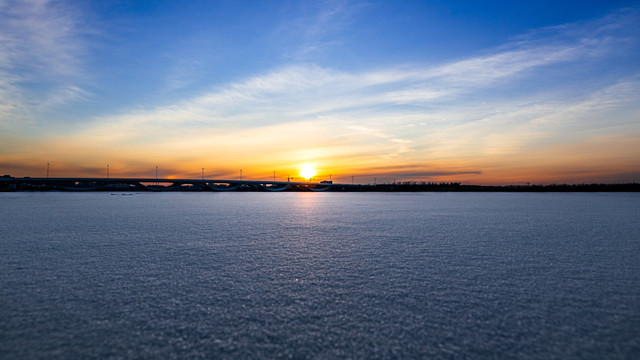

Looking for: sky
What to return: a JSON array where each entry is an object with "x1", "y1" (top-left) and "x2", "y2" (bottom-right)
[{"x1": 1, "y1": 0, "x2": 639, "y2": 184}]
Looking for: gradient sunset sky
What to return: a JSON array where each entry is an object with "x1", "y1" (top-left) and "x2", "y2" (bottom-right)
[{"x1": 1, "y1": 0, "x2": 639, "y2": 184}]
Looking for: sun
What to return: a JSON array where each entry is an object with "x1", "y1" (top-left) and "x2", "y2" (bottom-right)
[{"x1": 300, "y1": 165, "x2": 316, "y2": 180}]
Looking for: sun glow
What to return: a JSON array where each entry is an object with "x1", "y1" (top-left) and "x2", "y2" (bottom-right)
[{"x1": 300, "y1": 165, "x2": 316, "y2": 180}]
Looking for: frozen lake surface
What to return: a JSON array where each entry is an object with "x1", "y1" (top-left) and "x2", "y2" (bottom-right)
[{"x1": 1, "y1": 192, "x2": 639, "y2": 358}]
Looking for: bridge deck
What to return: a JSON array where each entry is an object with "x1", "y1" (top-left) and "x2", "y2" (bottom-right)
[{"x1": 0, "y1": 177, "x2": 354, "y2": 191}]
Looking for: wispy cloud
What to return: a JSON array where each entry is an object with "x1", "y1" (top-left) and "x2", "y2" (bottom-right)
[
  {"x1": 83, "y1": 7, "x2": 638, "y2": 134},
  {"x1": 276, "y1": 0, "x2": 368, "y2": 60},
  {"x1": 0, "y1": 0, "x2": 88, "y2": 128},
  {"x1": 0, "y1": 0, "x2": 82, "y2": 76}
]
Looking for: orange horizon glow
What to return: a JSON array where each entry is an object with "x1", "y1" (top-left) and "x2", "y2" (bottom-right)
[
  {"x1": 1, "y1": 158, "x2": 637, "y2": 186},
  {"x1": 1, "y1": 127, "x2": 638, "y2": 186}
]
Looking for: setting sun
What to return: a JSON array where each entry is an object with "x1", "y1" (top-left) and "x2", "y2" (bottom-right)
[{"x1": 300, "y1": 165, "x2": 316, "y2": 180}]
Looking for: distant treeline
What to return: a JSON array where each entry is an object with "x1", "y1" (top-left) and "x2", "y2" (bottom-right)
[
  {"x1": 1, "y1": 178, "x2": 639, "y2": 192},
  {"x1": 344, "y1": 182, "x2": 640, "y2": 192}
]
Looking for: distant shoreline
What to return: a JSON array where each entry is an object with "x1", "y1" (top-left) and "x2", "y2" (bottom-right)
[{"x1": 1, "y1": 176, "x2": 638, "y2": 192}]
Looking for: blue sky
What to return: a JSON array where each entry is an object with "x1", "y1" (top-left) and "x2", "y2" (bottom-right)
[{"x1": 1, "y1": 0, "x2": 639, "y2": 183}]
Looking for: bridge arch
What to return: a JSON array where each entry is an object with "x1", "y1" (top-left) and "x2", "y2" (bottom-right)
[
  {"x1": 298, "y1": 184, "x2": 331, "y2": 192},
  {"x1": 206, "y1": 182, "x2": 242, "y2": 191},
  {"x1": 258, "y1": 183, "x2": 290, "y2": 191}
]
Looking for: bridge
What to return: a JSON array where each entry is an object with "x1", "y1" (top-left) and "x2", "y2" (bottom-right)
[{"x1": 0, "y1": 177, "x2": 357, "y2": 192}]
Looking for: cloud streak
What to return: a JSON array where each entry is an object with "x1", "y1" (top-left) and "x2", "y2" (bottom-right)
[
  {"x1": 276, "y1": 0, "x2": 367, "y2": 60},
  {"x1": 81, "y1": 9, "x2": 638, "y2": 131},
  {"x1": 0, "y1": 0, "x2": 88, "y2": 128}
]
